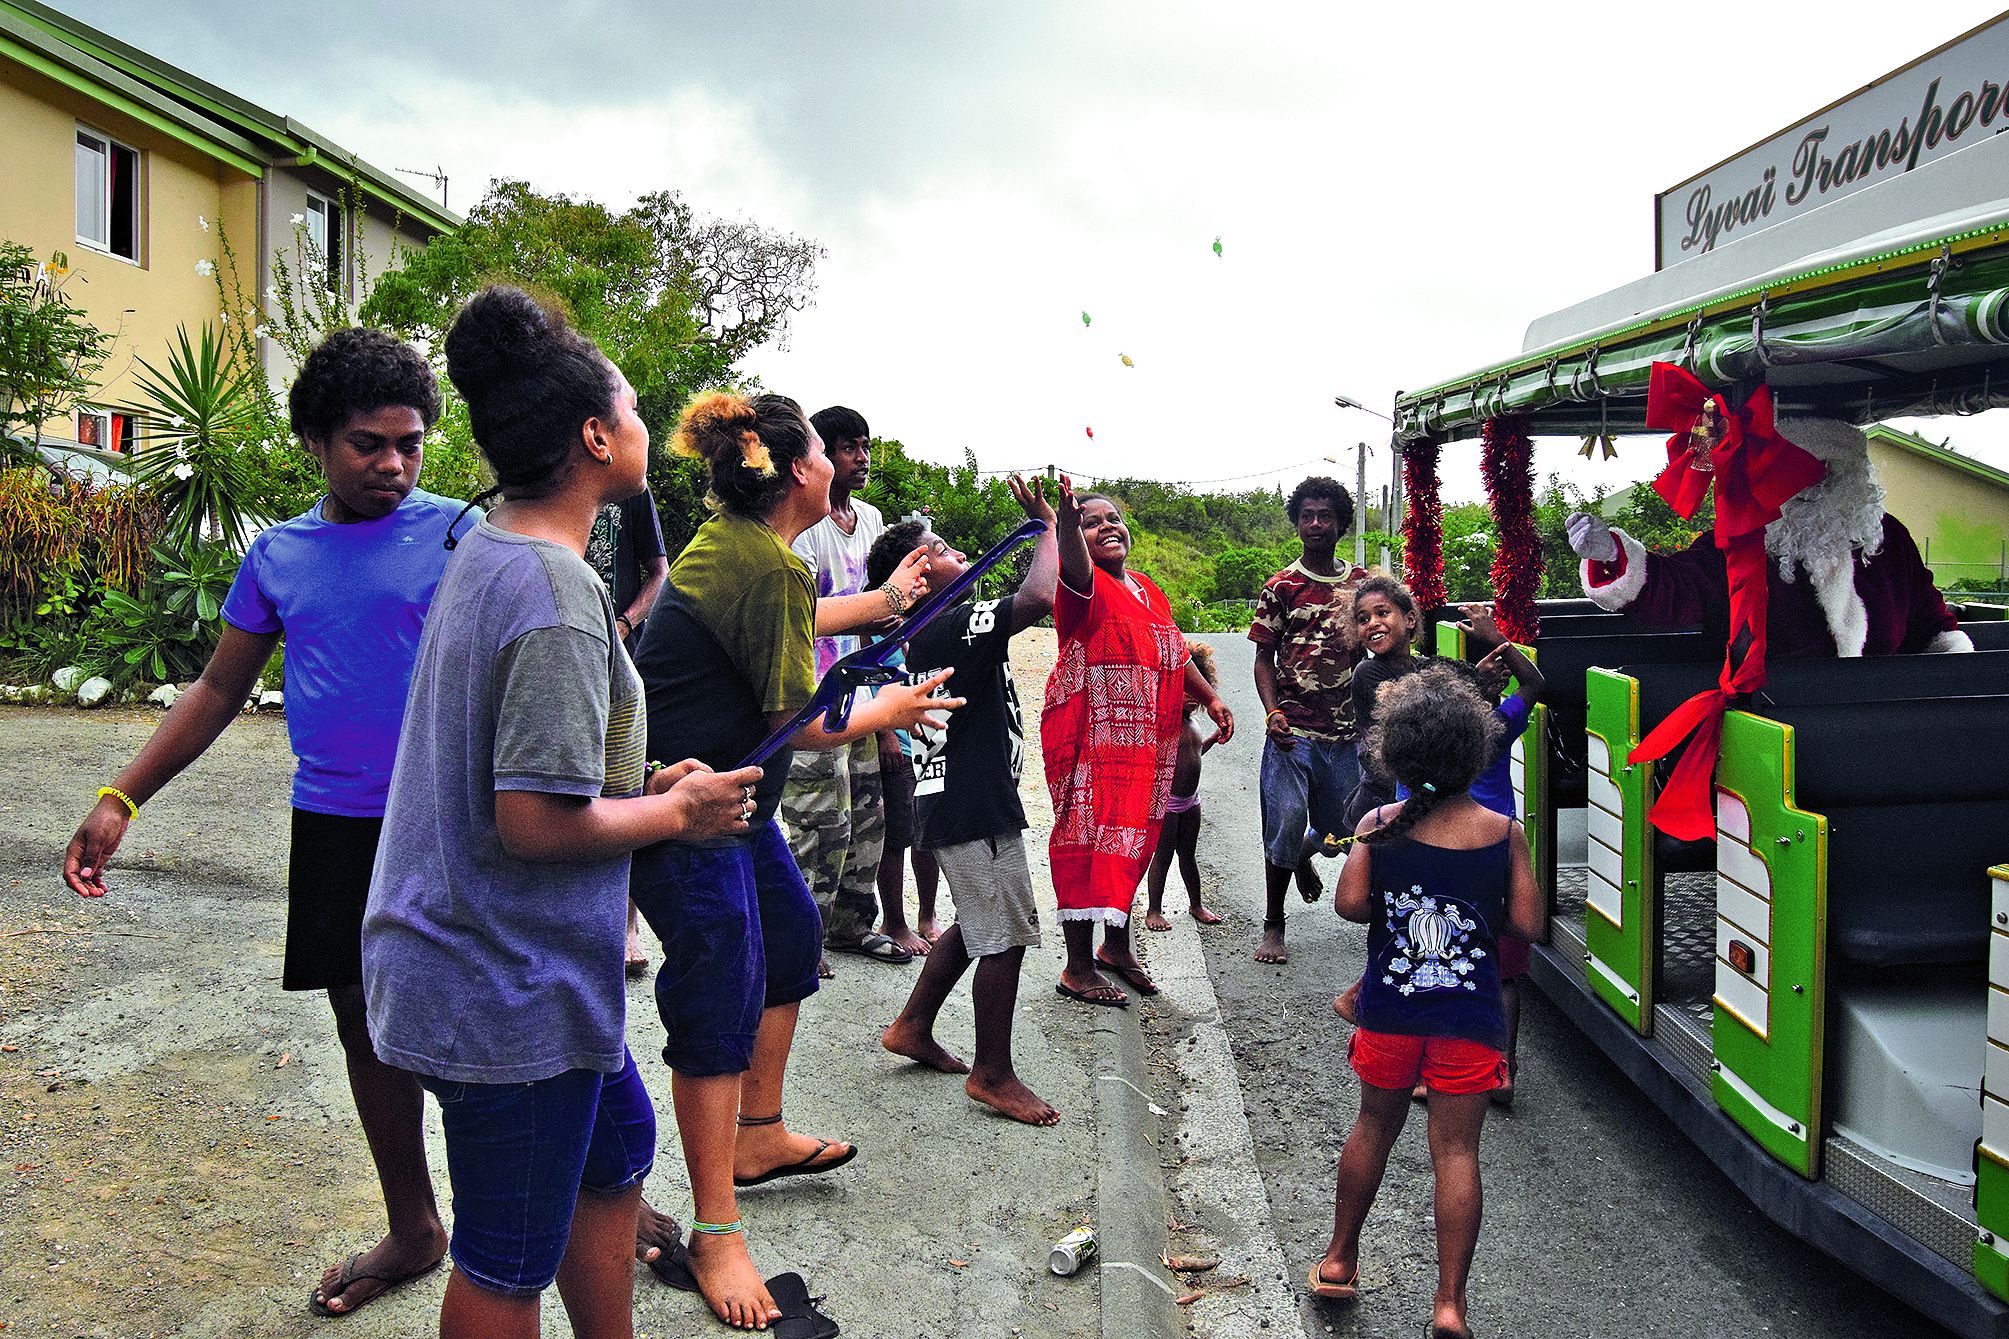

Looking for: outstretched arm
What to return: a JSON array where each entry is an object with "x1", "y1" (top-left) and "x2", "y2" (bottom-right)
[
  {"x1": 1008, "y1": 474, "x2": 1059, "y2": 633},
  {"x1": 1054, "y1": 473, "x2": 1094, "y2": 597},
  {"x1": 65, "y1": 624, "x2": 278, "y2": 897}
]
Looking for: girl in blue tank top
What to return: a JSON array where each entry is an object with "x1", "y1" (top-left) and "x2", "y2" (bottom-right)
[{"x1": 1310, "y1": 666, "x2": 1541, "y2": 1339}]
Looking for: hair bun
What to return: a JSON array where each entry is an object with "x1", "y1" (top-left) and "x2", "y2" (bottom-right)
[
  {"x1": 444, "y1": 286, "x2": 555, "y2": 399},
  {"x1": 674, "y1": 391, "x2": 762, "y2": 465}
]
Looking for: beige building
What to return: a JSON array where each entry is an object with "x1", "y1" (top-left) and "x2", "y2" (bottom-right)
[
  {"x1": 1865, "y1": 425, "x2": 2009, "y2": 591},
  {"x1": 0, "y1": 0, "x2": 457, "y2": 464}
]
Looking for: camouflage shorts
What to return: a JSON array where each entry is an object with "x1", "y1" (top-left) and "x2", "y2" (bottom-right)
[{"x1": 780, "y1": 735, "x2": 885, "y2": 946}]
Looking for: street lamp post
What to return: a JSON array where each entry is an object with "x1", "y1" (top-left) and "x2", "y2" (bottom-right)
[{"x1": 1335, "y1": 394, "x2": 1398, "y2": 572}]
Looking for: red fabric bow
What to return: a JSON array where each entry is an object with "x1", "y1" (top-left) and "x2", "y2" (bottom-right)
[{"x1": 1627, "y1": 364, "x2": 1825, "y2": 841}]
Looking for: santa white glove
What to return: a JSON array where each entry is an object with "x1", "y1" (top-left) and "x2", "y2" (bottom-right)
[{"x1": 1566, "y1": 512, "x2": 1618, "y2": 562}]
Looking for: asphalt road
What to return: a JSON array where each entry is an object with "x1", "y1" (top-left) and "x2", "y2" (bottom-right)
[{"x1": 1162, "y1": 636, "x2": 1953, "y2": 1339}]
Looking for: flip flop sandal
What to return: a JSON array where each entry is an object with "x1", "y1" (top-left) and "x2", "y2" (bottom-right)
[
  {"x1": 307, "y1": 1253, "x2": 444, "y2": 1318},
  {"x1": 1305, "y1": 1260, "x2": 1359, "y2": 1301},
  {"x1": 625, "y1": 955, "x2": 650, "y2": 979},
  {"x1": 733, "y1": 1139, "x2": 860, "y2": 1188},
  {"x1": 646, "y1": 1237, "x2": 698, "y2": 1292},
  {"x1": 1094, "y1": 954, "x2": 1159, "y2": 995},
  {"x1": 1056, "y1": 982, "x2": 1130, "y2": 1008},
  {"x1": 767, "y1": 1271, "x2": 840, "y2": 1339},
  {"x1": 829, "y1": 932, "x2": 913, "y2": 964}
]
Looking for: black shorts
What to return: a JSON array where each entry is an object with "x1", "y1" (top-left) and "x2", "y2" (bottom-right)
[
  {"x1": 283, "y1": 808, "x2": 383, "y2": 992},
  {"x1": 883, "y1": 752, "x2": 916, "y2": 851}
]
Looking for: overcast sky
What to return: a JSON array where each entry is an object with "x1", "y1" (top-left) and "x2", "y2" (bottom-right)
[{"x1": 67, "y1": 0, "x2": 2009, "y2": 502}]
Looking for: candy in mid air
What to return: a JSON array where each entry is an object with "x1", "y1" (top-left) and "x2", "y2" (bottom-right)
[
  {"x1": 1212, "y1": 235, "x2": 1222, "y2": 258},
  {"x1": 1085, "y1": 426, "x2": 1095, "y2": 440},
  {"x1": 1081, "y1": 311, "x2": 1092, "y2": 328},
  {"x1": 1119, "y1": 353, "x2": 1134, "y2": 368}
]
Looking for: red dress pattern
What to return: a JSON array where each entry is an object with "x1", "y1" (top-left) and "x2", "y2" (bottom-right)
[{"x1": 1042, "y1": 567, "x2": 1189, "y2": 924}]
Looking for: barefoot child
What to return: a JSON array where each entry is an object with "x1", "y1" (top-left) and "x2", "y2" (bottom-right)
[
  {"x1": 880, "y1": 476, "x2": 1065, "y2": 1126},
  {"x1": 1311, "y1": 667, "x2": 1542, "y2": 1339},
  {"x1": 1144, "y1": 642, "x2": 1223, "y2": 931}
]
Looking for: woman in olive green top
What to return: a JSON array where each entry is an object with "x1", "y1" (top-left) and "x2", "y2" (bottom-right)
[{"x1": 630, "y1": 392, "x2": 951, "y2": 1331}]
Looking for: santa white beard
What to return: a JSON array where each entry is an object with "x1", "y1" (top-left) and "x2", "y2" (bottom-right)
[{"x1": 1766, "y1": 419, "x2": 1890, "y2": 658}]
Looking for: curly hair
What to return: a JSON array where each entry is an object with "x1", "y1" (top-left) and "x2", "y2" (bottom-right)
[
  {"x1": 1187, "y1": 641, "x2": 1219, "y2": 688},
  {"x1": 442, "y1": 286, "x2": 616, "y2": 500},
  {"x1": 1286, "y1": 475, "x2": 1354, "y2": 531},
  {"x1": 288, "y1": 327, "x2": 441, "y2": 447},
  {"x1": 1359, "y1": 664, "x2": 1499, "y2": 845},
  {"x1": 673, "y1": 391, "x2": 815, "y2": 518},
  {"x1": 867, "y1": 519, "x2": 929, "y2": 590}
]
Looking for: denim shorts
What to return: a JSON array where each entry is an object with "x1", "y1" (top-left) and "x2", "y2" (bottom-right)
[
  {"x1": 629, "y1": 819, "x2": 823, "y2": 1077},
  {"x1": 1258, "y1": 735, "x2": 1360, "y2": 866},
  {"x1": 419, "y1": 1049, "x2": 655, "y2": 1296}
]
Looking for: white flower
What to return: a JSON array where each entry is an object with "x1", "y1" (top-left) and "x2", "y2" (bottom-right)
[
  {"x1": 219, "y1": 310, "x2": 229, "y2": 324},
  {"x1": 197, "y1": 215, "x2": 208, "y2": 232},
  {"x1": 289, "y1": 213, "x2": 305, "y2": 226},
  {"x1": 195, "y1": 259, "x2": 215, "y2": 277},
  {"x1": 265, "y1": 286, "x2": 280, "y2": 303},
  {"x1": 252, "y1": 325, "x2": 270, "y2": 339},
  {"x1": 171, "y1": 462, "x2": 194, "y2": 481}
]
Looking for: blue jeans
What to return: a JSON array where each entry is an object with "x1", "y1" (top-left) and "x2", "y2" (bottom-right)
[
  {"x1": 1259, "y1": 735, "x2": 1360, "y2": 867},
  {"x1": 419, "y1": 1049, "x2": 654, "y2": 1297},
  {"x1": 630, "y1": 819, "x2": 823, "y2": 1077}
]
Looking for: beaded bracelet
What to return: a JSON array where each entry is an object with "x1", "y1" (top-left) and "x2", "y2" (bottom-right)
[
  {"x1": 881, "y1": 582, "x2": 908, "y2": 617},
  {"x1": 97, "y1": 786, "x2": 139, "y2": 819},
  {"x1": 690, "y1": 1219, "x2": 744, "y2": 1235}
]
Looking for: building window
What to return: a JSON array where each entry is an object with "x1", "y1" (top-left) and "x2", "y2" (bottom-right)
[
  {"x1": 75, "y1": 128, "x2": 140, "y2": 261},
  {"x1": 304, "y1": 192, "x2": 345, "y2": 295},
  {"x1": 75, "y1": 406, "x2": 135, "y2": 454}
]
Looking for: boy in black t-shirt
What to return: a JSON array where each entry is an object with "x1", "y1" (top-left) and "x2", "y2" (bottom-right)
[{"x1": 878, "y1": 477, "x2": 1062, "y2": 1126}]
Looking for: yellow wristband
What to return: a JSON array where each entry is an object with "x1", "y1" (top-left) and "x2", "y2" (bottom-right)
[{"x1": 97, "y1": 786, "x2": 138, "y2": 819}]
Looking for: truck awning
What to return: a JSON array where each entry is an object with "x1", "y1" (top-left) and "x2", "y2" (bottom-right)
[{"x1": 1395, "y1": 132, "x2": 2009, "y2": 443}]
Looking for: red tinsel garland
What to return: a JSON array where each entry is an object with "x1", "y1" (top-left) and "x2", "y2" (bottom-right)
[
  {"x1": 1481, "y1": 415, "x2": 1543, "y2": 645},
  {"x1": 1400, "y1": 438, "x2": 1446, "y2": 611}
]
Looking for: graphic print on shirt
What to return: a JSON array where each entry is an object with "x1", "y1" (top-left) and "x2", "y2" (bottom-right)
[
  {"x1": 1382, "y1": 885, "x2": 1487, "y2": 994},
  {"x1": 911, "y1": 599, "x2": 1021, "y2": 798}
]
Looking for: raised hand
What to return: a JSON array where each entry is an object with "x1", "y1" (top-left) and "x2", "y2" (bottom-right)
[
  {"x1": 1565, "y1": 511, "x2": 1616, "y2": 562},
  {"x1": 889, "y1": 546, "x2": 933, "y2": 605},
  {"x1": 1458, "y1": 602, "x2": 1503, "y2": 648},
  {"x1": 1009, "y1": 473, "x2": 1056, "y2": 525}
]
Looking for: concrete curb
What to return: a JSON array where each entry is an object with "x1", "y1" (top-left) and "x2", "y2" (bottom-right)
[
  {"x1": 1092, "y1": 1000, "x2": 1184, "y2": 1339},
  {"x1": 1141, "y1": 909, "x2": 1302, "y2": 1335}
]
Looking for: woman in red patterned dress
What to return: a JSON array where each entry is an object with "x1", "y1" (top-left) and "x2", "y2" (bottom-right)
[{"x1": 1044, "y1": 478, "x2": 1235, "y2": 1005}]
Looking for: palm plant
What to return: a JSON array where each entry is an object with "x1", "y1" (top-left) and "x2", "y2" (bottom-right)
[{"x1": 127, "y1": 323, "x2": 269, "y2": 551}]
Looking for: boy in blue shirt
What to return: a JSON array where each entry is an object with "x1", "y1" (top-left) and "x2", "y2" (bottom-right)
[{"x1": 63, "y1": 329, "x2": 469, "y2": 1318}]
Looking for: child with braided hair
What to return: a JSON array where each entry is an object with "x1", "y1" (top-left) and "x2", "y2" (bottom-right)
[{"x1": 1309, "y1": 666, "x2": 1541, "y2": 1339}]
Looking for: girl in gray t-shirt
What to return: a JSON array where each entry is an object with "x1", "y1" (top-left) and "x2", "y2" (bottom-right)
[{"x1": 362, "y1": 287, "x2": 757, "y2": 1330}]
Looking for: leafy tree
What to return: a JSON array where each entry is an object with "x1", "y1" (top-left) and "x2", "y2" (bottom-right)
[
  {"x1": 361, "y1": 180, "x2": 823, "y2": 436},
  {"x1": 1210, "y1": 546, "x2": 1278, "y2": 602},
  {"x1": 0, "y1": 242, "x2": 115, "y2": 466}
]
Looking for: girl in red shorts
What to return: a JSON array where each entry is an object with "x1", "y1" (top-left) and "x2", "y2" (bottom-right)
[{"x1": 1311, "y1": 666, "x2": 1541, "y2": 1339}]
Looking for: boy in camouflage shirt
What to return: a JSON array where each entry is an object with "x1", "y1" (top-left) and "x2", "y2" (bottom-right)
[{"x1": 1249, "y1": 477, "x2": 1367, "y2": 964}]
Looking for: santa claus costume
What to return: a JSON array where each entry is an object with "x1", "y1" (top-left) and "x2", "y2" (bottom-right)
[{"x1": 1578, "y1": 418, "x2": 1973, "y2": 658}]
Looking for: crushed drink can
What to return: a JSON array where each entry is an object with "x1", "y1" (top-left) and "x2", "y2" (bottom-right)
[{"x1": 1049, "y1": 1226, "x2": 1098, "y2": 1276}]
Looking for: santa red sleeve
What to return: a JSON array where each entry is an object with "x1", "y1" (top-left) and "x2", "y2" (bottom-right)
[
  {"x1": 1881, "y1": 516, "x2": 1971, "y2": 653},
  {"x1": 1581, "y1": 528, "x2": 1725, "y2": 628}
]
